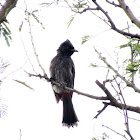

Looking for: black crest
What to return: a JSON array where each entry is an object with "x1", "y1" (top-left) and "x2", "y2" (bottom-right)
[{"x1": 57, "y1": 40, "x2": 78, "y2": 56}]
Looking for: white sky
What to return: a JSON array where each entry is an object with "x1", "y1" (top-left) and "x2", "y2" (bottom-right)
[{"x1": 0, "y1": 0, "x2": 140, "y2": 140}]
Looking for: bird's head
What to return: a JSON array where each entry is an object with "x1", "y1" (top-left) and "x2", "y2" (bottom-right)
[{"x1": 57, "y1": 40, "x2": 78, "y2": 56}]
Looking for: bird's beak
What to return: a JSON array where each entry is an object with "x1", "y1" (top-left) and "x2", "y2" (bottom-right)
[{"x1": 73, "y1": 49, "x2": 78, "y2": 52}]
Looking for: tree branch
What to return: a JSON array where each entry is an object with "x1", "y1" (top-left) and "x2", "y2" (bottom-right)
[
  {"x1": 95, "y1": 80, "x2": 117, "y2": 103},
  {"x1": 96, "y1": 80, "x2": 140, "y2": 114},
  {"x1": 26, "y1": 71, "x2": 140, "y2": 114},
  {"x1": 94, "y1": 104, "x2": 108, "y2": 118},
  {"x1": 118, "y1": 0, "x2": 140, "y2": 29},
  {"x1": 102, "y1": 125, "x2": 128, "y2": 140},
  {"x1": 92, "y1": 0, "x2": 140, "y2": 39},
  {"x1": 94, "y1": 47, "x2": 140, "y2": 93},
  {"x1": 112, "y1": 77, "x2": 134, "y2": 140},
  {"x1": 78, "y1": 7, "x2": 99, "y2": 14},
  {"x1": 26, "y1": 72, "x2": 108, "y2": 101},
  {"x1": 0, "y1": 0, "x2": 18, "y2": 24},
  {"x1": 106, "y1": 0, "x2": 121, "y2": 8}
]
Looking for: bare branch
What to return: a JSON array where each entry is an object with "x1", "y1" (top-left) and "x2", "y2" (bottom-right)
[
  {"x1": 92, "y1": 0, "x2": 140, "y2": 39},
  {"x1": 114, "y1": 77, "x2": 134, "y2": 140},
  {"x1": 78, "y1": 7, "x2": 99, "y2": 14},
  {"x1": 0, "y1": 0, "x2": 18, "y2": 23},
  {"x1": 94, "y1": 104, "x2": 108, "y2": 118},
  {"x1": 125, "y1": 130, "x2": 134, "y2": 140},
  {"x1": 108, "y1": 102, "x2": 140, "y2": 114},
  {"x1": 26, "y1": 72, "x2": 108, "y2": 101},
  {"x1": 94, "y1": 47, "x2": 140, "y2": 93},
  {"x1": 92, "y1": 0, "x2": 115, "y2": 27},
  {"x1": 96, "y1": 80, "x2": 117, "y2": 103},
  {"x1": 26, "y1": 71, "x2": 140, "y2": 115},
  {"x1": 0, "y1": 63, "x2": 26, "y2": 81},
  {"x1": 106, "y1": 0, "x2": 121, "y2": 7},
  {"x1": 96, "y1": 80, "x2": 140, "y2": 114},
  {"x1": 102, "y1": 125, "x2": 128, "y2": 140},
  {"x1": 118, "y1": 0, "x2": 140, "y2": 29},
  {"x1": 24, "y1": 1, "x2": 48, "y2": 77},
  {"x1": 20, "y1": 35, "x2": 37, "y2": 74}
]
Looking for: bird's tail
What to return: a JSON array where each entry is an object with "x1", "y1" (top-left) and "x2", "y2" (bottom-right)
[{"x1": 62, "y1": 92, "x2": 78, "y2": 127}]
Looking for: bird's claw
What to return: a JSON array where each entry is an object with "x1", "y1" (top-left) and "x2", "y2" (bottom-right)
[{"x1": 60, "y1": 82, "x2": 67, "y2": 90}]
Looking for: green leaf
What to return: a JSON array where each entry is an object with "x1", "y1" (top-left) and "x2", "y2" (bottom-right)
[
  {"x1": 133, "y1": 43, "x2": 140, "y2": 51},
  {"x1": 3, "y1": 22, "x2": 11, "y2": 34},
  {"x1": 0, "y1": 21, "x2": 12, "y2": 46},
  {"x1": 14, "y1": 80, "x2": 34, "y2": 90},
  {"x1": 126, "y1": 62, "x2": 139, "y2": 72},
  {"x1": 73, "y1": 2, "x2": 87, "y2": 9},
  {"x1": 40, "y1": 3, "x2": 52, "y2": 7},
  {"x1": 2, "y1": 32, "x2": 10, "y2": 46},
  {"x1": 67, "y1": 14, "x2": 76, "y2": 28},
  {"x1": 120, "y1": 43, "x2": 129, "y2": 49},
  {"x1": 91, "y1": 63, "x2": 97, "y2": 67},
  {"x1": 81, "y1": 35, "x2": 92, "y2": 44},
  {"x1": 31, "y1": 12, "x2": 45, "y2": 29}
]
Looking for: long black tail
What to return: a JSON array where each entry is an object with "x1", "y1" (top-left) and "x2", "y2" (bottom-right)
[{"x1": 62, "y1": 96, "x2": 78, "y2": 127}]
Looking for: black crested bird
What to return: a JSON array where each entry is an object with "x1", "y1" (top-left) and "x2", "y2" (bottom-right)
[{"x1": 50, "y1": 39, "x2": 78, "y2": 127}]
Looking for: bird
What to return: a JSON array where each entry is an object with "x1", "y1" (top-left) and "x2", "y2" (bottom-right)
[{"x1": 49, "y1": 39, "x2": 78, "y2": 127}]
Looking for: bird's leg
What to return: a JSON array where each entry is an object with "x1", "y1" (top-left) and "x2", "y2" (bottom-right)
[{"x1": 49, "y1": 77, "x2": 55, "y2": 83}]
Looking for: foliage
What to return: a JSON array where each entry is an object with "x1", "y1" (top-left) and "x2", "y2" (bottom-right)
[
  {"x1": 0, "y1": 21, "x2": 12, "y2": 46},
  {"x1": 67, "y1": 14, "x2": 76, "y2": 28},
  {"x1": 81, "y1": 35, "x2": 92, "y2": 44},
  {"x1": 13, "y1": 79, "x2": 34, "y2": 90},
  {"x1": 72, "y1": 1, "x2": 87, "y2": 9},
  {"x1": 0, "y1": 6, "x2": 45, "y2": 46},
  {"x1": 120, "y1": 40, "x2": 140, "y2": 81},
  {"x1": 19, "y1": 9, "x2": 45, "y2": 32}
]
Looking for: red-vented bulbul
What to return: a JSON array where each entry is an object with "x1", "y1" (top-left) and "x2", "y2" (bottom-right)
[{"x1": 50, "y1": 39, "x2": 78, "y2": 127}]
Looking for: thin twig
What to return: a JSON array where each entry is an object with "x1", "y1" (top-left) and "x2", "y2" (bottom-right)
[
  {"x1": 103, "y1": 69, "x2": 110, "y2": 86},
  {"x1": 94, "y1": 104, "x2": 108, "y2": 118},
  {"x1": 91, "y1": 0, "x2": 140, "y2": 39},
  {"x1": 20, "y1": 34, "x2": 37, "y2": 74},
  {"x1": 102, "y1": 125, "x2": 128, "y2": 140},
  {"x1": 24, "y1": 0, "x2": 47, "y2": 77},
  {"x1": 19, "y1": 129, "x2": 22, "y2": 140},
  {"x1": 106, "y1": 0, "x2": 121, "y2": 7},
  {"x1": 114, "y1": 77, "x2": 134, "y2": 139},
  {"x1": 94, "y1": 47, "x2": 140, "y2": 93},
  {"x1": 0, "y1": 63, "x2": 27, "y2": 81},
  {"x1": 95, "y1": 80, "x2": 140, "y2": 114},
  {"x1": 117, "y1": 109, "x2": 140, "y2": 121}
]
